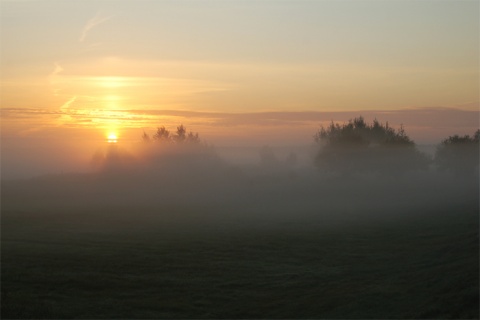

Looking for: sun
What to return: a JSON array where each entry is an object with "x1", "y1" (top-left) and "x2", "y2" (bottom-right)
[{"x1": 107, "y1": 133, "x2": 118, "y2": 143}]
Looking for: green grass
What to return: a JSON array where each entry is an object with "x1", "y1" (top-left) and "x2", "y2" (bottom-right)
[{"x1": 1, "y1": 205, "x2": 478, "y2": 319}]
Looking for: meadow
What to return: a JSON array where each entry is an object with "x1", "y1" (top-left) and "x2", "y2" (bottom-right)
[{"x1": 1, "y1": 167, "x2": 478, "y2": 319}]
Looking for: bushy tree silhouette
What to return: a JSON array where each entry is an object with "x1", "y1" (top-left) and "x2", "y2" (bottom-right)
[
  {"x1": 153, "y1": 126, "x2": 171, "y2": 142},
  {"x1": 435, "y1": 130, "x2": 479, "y2": 176},
  {"x1": 173, "y1": 125, "x2": 186, "y2": 143},
  {"x1": 314, "y1": 117, "x2": 430, "y2": 175},
  {"x1": 187, "y1": 131, "x2": 200, "y2": 144}
]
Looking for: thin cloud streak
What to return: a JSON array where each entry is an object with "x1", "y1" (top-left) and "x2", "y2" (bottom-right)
[
  {"x1": 2, "y1": 107, "x2": 478, "y2": 143},
  {"x1": 79, "y1": 12, "x2": 113, "y2": 43},
  {"x1": 60, "y1": 96, "x2": 77, "y2": 110},
  {"x1": 49, "y1": 63, "x2": 64, "y2": 78},
  {"x1": 3, "y1": 107, "x2": 478, "y2": 126}
]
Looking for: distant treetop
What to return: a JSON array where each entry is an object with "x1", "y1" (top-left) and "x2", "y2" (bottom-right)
[
  {"x1": 315, "y1": 117, "x2": 414, "y2": 148},
  {"x1": 143, "y1": 125, "x2": 201, "y2": 145},
  {"x1": 314, "y1": 117, "x2": 430, "y2": 174}
]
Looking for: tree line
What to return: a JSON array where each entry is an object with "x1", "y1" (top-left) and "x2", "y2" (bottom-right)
[
  {"x1": 142, "y1": 119, "x2": 479, "y2": 176},
  {"x1": 314, "y1": 116, "x2": 478, "y2": 176}
]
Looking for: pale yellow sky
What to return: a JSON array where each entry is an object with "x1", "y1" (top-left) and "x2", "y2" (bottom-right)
[{"x1": 1, "y1": 1, "x2": 478, "y2": 113}]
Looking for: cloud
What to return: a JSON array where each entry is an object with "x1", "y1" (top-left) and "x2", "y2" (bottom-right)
[
  {"x1": 60, "y1": 96, "x2": 77, "y2": 110},
  {"x1": 2, "y1": 107, "x2": 478, "y2": 144},
  {"x1": 4, "y1": 107, "x2": 478, "y2": 128},
  {"x1": 79, "y1": 12, "x2": 113, "y2": 43},
  {"x1": 49, "y1": 62, "x2": 64, "y2": 96},
  {"x1": 50, "y1": 63, "x2": 64, "y2": 78}
]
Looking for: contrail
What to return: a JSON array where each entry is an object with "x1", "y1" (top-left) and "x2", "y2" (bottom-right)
[{"x1": 79, "y1": 12, "x2": 112, "y2": 43}]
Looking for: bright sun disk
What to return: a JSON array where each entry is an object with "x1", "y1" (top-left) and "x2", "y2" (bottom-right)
[{"x1": 107, "y1": 133, "x2": 118, "y2": 143}]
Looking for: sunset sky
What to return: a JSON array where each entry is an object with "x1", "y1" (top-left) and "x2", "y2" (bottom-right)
[{"x1": 1, "y1": 0, "x2": 479, "y2": 177}]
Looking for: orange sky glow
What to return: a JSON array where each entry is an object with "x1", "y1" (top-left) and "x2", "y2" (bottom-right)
[{"x1": 1, "y1": 0, "x2": 478, "y2": 178}]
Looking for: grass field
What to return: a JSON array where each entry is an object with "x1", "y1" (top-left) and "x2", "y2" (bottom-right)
[{"x1": 2, "y1": 202, "x2": 478, "y2": 319}]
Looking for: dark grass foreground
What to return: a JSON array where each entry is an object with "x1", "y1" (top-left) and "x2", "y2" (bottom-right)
[{"x1": 1, "y1": 205, "x2": 478, "y2": 319}]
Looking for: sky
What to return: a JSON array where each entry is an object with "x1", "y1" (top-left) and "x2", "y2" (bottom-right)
[{"x1": 1, "y1": 0, "x2": 479, "y2": 178}]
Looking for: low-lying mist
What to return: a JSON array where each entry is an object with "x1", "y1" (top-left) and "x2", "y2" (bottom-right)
[
  {"x1": 3, "y1": 139, "x2": 478, "y2": 229},
  {"x1": 2, "y1": 132, "x2": 478, "y2": 319}
]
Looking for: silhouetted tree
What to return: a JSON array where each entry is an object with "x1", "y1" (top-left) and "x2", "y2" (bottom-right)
[
  {"x1": 174, "y1": 125, "x2": 186, "y2": 143},
  {"x1": 142, "y1": 131, "x2": 151, "y2": 143},
  {"x1": 314, "y1": 117, "x2": 430, "y2": 175},
  {"x1": 186, "y1": 131, "x2": 200, "y2": 144},
  {"x1": 435, "y1": 130, "x2": 479, "y2": 176},
  {"x1": 143, "y1": 125, "x2": 201, "y2": 145},
  {"x1": 141, "y1": 125, "x2": 222, "y2": 173},
  {"x1": 153, "y1": 126, "x2": 171, "y2": 142}
]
